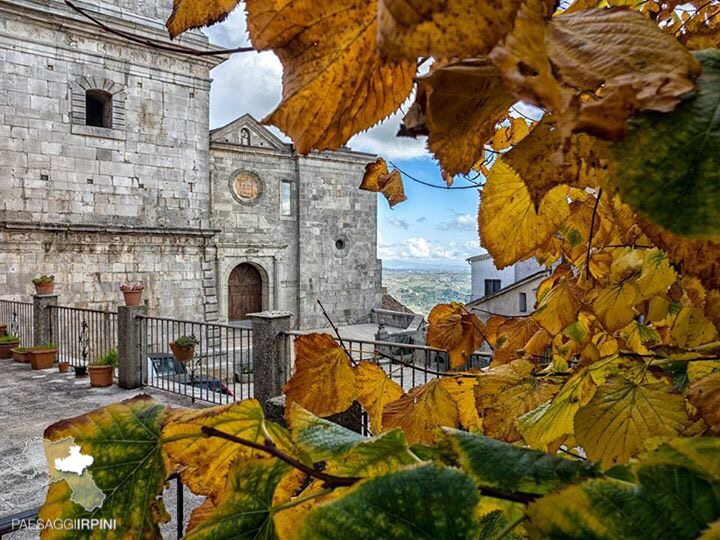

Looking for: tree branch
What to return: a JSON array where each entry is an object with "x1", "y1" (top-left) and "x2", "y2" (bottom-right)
[
  {"x1": 201, "y1": 426, "x2": 360, "y2": 488},
  {"x1": 317, "y1": 299, "x2": 358, "y2": 367},
  {"x1": 585, "y1": 189, "x2": 603, "y2": 281},
  {"x1": 65, "y1": 0, "x2": 256, "y2": 57}
]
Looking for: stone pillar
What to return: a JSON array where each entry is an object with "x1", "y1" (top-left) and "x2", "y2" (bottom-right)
[
  {"x1": 117, "y1": 304, "x2": 147, "y2": 389},
  {"x1": 33, "y1": 294, "x2": 58, "y2": 346},
  {"x1": 248, "y1": 311, "x2": 293, "y2": 412}
]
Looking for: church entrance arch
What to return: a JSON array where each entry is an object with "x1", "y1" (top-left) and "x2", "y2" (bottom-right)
[{"x1": 228, "y1": 263, "x2": 263, "y2": 321}]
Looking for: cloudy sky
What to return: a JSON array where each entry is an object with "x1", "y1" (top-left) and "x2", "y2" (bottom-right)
[{"x1": 204, "y1": 7, "x2": 483, "y2": 270}]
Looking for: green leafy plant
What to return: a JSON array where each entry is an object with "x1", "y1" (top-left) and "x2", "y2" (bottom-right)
[
  {"x1": 29, "y1": 343, "x2": 56, "y2": 350},
  {"x1": 13, "y1": 346, "x2": 29, "y2": 352},
  {"x1": 174, "y1": 334, "x2": 199, "y2": 350},
  {"x1": 32, "y1": 275, "x2": 55, "y2": 285},
  {"x1": 0, "y1": 334, "x2": 20, "y2": 343},
  {"x1": 90, "y1": 348, "x2": 118, "y2": 367}
]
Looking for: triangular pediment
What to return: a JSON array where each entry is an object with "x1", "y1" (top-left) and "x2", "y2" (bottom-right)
[{"x1": 210, "y1": 114, "x2": 288, "y2": 151}]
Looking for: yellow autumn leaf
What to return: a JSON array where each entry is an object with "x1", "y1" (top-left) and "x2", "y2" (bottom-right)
[
  {"x1": 245, "y1": 0, "x2": 415, "y2": 154},
  {"x1": 574, "y1": 376, "x2": 689, "y2": 466},
  {"x1": 492, "y1": 317, "x2": 551, "y2": 366},
  {"x1": 687, "y1": 372, "x2": 720, "y2": 431},
  {"x1": 166, "y1": 0, "x2": 240, "y2": 37},
  {"x1": 491, "y1": 117, "x2": 530, "y2": 151},
  {"x1": 163, "y1": 399, "x2": 293, "y2": 497},
  {"x1": 671, "y1": 306, "x2": 719, "y2": 348},
  {"x1": 475, "y1": 359, "x2": 561, "y2": 442},
  {"x1": 534, "y1": 279, "x2": 584, "y2": 336},
  {"x1": 377, "y1": 0, "x2": 528, "y2": 59},
  {"x1": 284, "y1": 333, "x2": 357, "y2": 417},
  {"x1": 478, "y1": 159, "x2": 571, "y2": 269},
  {"x1": 382, "y1": 379, "x2": 459, "y2": 444},
  {"x1": 518, "y1": 368, "x2": 597, "y2": 449},
  {"x1": 706, "y1": 290, "x2": 720, "y2": 334},
  {"x1": 591, "y1": 280, "x2": 640, "y2": 333},
  {"x1": 355, "y1": 361, "x2": 404, "y2": 434},
  {"x1": 439, "y1": 375, "x2": 482, "y2": 431},
  {"x1": 636, "y1": 248, "x2": 677, "y2": 299},
  {"x1": 504, "y1": 122, "x2": 610, "y2": 209},
  {"x1": 427, "y1": 303, "x2": 485, "y2": 369},
  {"x1": 407, "y1": 58, "x2": 516, "y2": 176},
  {"x1": 360, "y1": 157, "x2": 407, "y2": 208},
  {"x1": 620, "y1": 320, "x2": 661, "y2": 354}
]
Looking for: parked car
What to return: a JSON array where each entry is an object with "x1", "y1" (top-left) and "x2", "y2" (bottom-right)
[
  {"x1": 147, "y1": 353, "x2": 233, "y2": 397},
  {"x1": 147, "y1": 353, "x2": 186, "y2": 378}
]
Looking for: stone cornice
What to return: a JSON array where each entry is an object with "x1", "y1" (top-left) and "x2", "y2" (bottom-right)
[
  {"x1": 0, "y1": 0, "x2": 227, "y2": 69},
  {"x1": 2, "y1": 221, "x2": 221, "y2": 238},
  {"x1": 210, "y1": 142, "x2": 377, "y2": 166}
]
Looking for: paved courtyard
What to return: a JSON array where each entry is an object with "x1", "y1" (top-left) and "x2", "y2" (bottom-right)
[{"x1": 0, "y1": 359, "x2": 208, "y2": 538}]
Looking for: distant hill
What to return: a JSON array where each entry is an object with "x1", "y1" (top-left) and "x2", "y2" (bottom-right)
[{"x1": 383, "y1": 268, "x2": 471, "y2": 316}]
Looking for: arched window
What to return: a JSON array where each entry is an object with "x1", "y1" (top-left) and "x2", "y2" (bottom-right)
[
  {"x1": 240, "y1": 128, "x2": 251, "y2": 146},
  {"x1": 85, "y1": 90, "x2": 113, "y2": 128}
]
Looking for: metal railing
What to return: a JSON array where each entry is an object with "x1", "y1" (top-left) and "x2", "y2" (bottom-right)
[
  {"x1": 0, "y1": 300, "x2": 33, "y2": 347},
  {"x1": 283, "y1": 331, "x2": 492, "y2": 436},
  {"x1": 137, "y1": 315, "x2": 253, "y2": 405},
  {"x1": 48, "y1": 305, "x2": 117, "y2": 367}
]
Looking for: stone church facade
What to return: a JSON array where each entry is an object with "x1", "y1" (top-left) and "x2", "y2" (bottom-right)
[{"x1": 0, "y1": 0, "x2": 381, "y2": 328}]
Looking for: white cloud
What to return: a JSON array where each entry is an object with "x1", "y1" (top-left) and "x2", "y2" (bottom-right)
[
  {"x1": 204, "y1": 9, "x2": 430, "y2": 160},
  {"x1": 438, "y1": 213, "x2": 476, "y2": 231},
  {"x1": 379, "y1": 236, "x2": 479, "y2": 262},
  {"x1": 386, "y1": 217, "x2": 409, "y2": 230}
]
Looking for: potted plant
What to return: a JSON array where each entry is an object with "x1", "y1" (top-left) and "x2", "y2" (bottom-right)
[
  {"x1": 0, "y1": 334, "x2": 21, "y2": 359},
  {"x1": 170, "y1": 334, "x2": 198, "y2": 363},
  {"x1": 120, "y1": 283, "x2": 144, "y2": 306},
  {"x1": 88, "y1": 348, "x2": 117, "y2": 387},
  {"x1": 12, "y1": 346, "x2": 29, "y2": 363},
  {"x1": 235, "y1": 363, "x2": 254, "y2": 384},
  {"x1": 32, "y1": 275, "x2": 55, "y2": 295},
  {"x1": 58, "y1": 360, "x2": 71, "y2": 373},
  {"x1": 27, "y1": 344, "x2": 58, "y2": 370}
]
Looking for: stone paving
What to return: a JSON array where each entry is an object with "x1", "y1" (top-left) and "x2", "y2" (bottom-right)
[{"x1": 0, "y1": 359, "x2": 207, "y2": 538}]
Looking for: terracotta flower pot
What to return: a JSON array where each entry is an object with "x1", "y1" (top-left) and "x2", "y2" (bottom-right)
[
  {"x1": 170, "y1": 342, "x2": 195, "y2": 363},
  {"x1": 88, "y1": 365, "x2": 113, "y2": 387},
  {"x1": 28, "y1": 349, "x2": 57, "y2": 370},
  {"x1": 34, "y1": 282, "x2": 55, "y2": 295},
  {"x1": 0, "y1": 341, "x2": 20, "y2": 359},
  {"x1": 12, "y1": 348, "x2": 28, "y2": 363},
  {"x1": 58, "y1": 361, "x2": 70, "y2": 373},
  {"x1": 122, "y1": 289, "x2": 143, "y2": 306}
]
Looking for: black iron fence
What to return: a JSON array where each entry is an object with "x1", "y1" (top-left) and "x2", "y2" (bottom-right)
[
  {"x1": 0, "y1": 300, "x2": 33, "y2": 347},
  {"x1": 137, "y1": 315, "x2": 253, "y2": 405},
  {"x1": 48, "y1": 305, "x2": 117, "y2": 367}
]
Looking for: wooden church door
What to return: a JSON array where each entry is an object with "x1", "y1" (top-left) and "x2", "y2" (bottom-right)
[{"x1": 228, "y1": 263, "x2": 262, "y2": 321}]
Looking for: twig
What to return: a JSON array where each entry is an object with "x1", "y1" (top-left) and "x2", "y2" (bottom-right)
[
  {"x1": 558, "y1": 447, "x2": 587, "y2": 461},
  {"x1": 269, "y1": 487, "x2": 333, "y2": 514},
  {"x1": 374, "y1": 350, "x2": 481, "y2": 378},
  {"x1": 492, "y1": 515, "x2": 527, "y2": 540},
  {"x1": 317, "y1": 300, "x2": 358, "y2": 367},
  {"x1": 389, "y1": 161, "x2": 483, "y2": 190},
  {"x1": 585, "y1": 189, "x2": 602, "y2": 281},
  {"x1": 601, "y1": 244, "x2": 654, "y2": 249},
  {"x1": 202, "y1": 426, "x2": 360, "y2": 488},
  {"x1": 674, "y1": 1, "x2": 714, "y2": 36},
  {"x1": 65, "y1": 0, "x2": 255, "y2": 57}
]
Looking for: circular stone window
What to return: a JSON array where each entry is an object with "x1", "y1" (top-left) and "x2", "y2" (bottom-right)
[
  {"x1": 230, "y1": 170, "x2": 263, "y2": 205},
  {"x1": 333, "y1": 234, "x2": 350, "y2": 258}
]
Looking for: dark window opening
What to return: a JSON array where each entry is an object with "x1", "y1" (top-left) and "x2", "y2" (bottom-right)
[
  {"x1": 484, "y1": 279, "x2": 501, "y2": 296},
  {"x1": 519, "y1": 292, "x2": 527, "y2": 312},
  {"x1": 86, "y1": 90, "x2": 113, "y2": 128},
  {"x1": 335, "y1": 239, "x2": 346, "y2": 250}
]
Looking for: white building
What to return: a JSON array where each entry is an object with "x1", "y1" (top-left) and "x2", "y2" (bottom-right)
[{"x1": 466, "y1": 254, "x2": 549, "y2": 318}]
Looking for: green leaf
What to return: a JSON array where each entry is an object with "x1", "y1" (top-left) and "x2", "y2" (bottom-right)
[
  {"x1": 289, "y1": 403, "x2": 365, "y2": 460},
  {"x1": 527, "y1": 464, "x2": 720, "y2": 540},
  {"x1": 184, "y1": 458, "x2": 289, "y2": 539},
  {"x1": 443, "y1": 429, "x2": 601, "y2": 495},
  {"x1": 611, "y1": 49, "x2": 720, "y2": 236},
  {"x1": 327, "y1": 429, "x2": 419, "y2": 477},
  {"x1": 478, "y1": 510, "x2": 523, "y2": 540},
  {"x1": 39, "y1": 395, "x2": 170, "y2": 539},
  {"x1": 298, "y1": 464, "x2": 481, "y2": 539},
  {"x1": 641, "y1": 437, "x2": 720, "y2": 482}
]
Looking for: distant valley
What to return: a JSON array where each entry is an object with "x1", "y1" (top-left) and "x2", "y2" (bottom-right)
[{"x1": 383, "y1": 268, "x2": 471, "y2": 315}]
